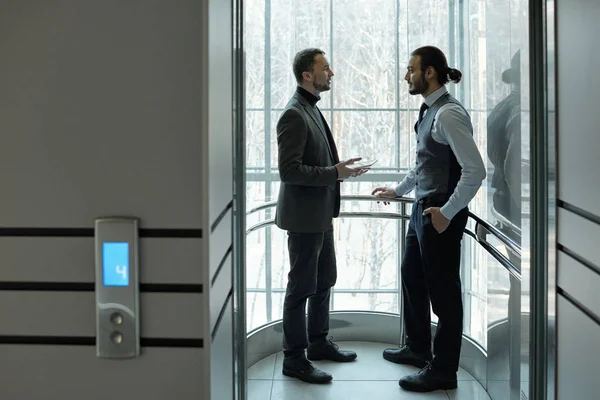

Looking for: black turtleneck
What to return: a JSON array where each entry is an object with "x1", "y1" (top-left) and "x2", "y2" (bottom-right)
[
  {"x1": 294, "y1": 86, "x2": 339, "y2": 166},
  {"x1": 296, "y1": 86, "x2": 320, "y2": 107}
]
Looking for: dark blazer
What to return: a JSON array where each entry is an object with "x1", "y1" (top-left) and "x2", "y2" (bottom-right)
[{"x1": 275, "y1": 91, "x2": 341, "y2": 233}]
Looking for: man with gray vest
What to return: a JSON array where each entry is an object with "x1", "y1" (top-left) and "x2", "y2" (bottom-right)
[{"x1": 372, "y1": 46, "x2": 486, "y2": 392}]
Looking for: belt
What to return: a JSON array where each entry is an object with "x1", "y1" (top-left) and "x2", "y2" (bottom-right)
[{"x1": 417, "y1": 194, "x2": 449, "y2": 205}]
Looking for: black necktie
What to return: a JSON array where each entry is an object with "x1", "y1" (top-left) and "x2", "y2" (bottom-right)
[
  {"x1": 414, "y1": 102, "x2": 429, "y2": 134},
  {"x1": 418, "y1": 102, "x2": 429, "y2": 125}
]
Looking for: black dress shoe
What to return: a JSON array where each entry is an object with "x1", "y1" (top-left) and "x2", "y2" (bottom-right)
[
  {"x1": 382, "y1": 345, "x2": 432, "y2": 368},
  {"x1": 282, "y1": 356, "x2": 333, "y2": 384},
  {"x1": 399, "y1": 363, "x2": 457, "y2": 392},
  {"x1": 307, "y1": 339, "x2": 357, "y2": 362}
]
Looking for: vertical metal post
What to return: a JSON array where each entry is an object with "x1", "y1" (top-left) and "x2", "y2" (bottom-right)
[
  {"x1": 509, "y1": 274, "x2": 522, "y2": 400},
  {"x1": 457, "y1": 0, "x2": 469, "y2": 106},
  {"x1": 544, "y1": 1, "x2": 558, "y2": 399},
  {"x1": 395, "y1": 0, "x2": 401, "y2": 170},
  {"x1": 232, "y1": 0, "x2": 247, "y2": 398},
  {"x1": 329, "y1": 0, "x2": 335, "y2": 313},
  {"x1": 529, "y1": 0, "x2": 550, "y2": 398},
  {"x1": 399, "y1": 201, "x2": 407, "y2": 345},
  {"x1": 264, "y1": 0, "x2": 272, "y2": 322},
  {"x1": 448, "y1": 0, "x2": 456, "y2": 98}
]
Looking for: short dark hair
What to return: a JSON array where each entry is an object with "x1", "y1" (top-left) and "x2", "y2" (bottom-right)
[
  {"x1": 411, "y1": 46, "x2": 462, "y2": 85},
  {"x1": 293, "y1": 48, "x2": 325, "y2": 84}
]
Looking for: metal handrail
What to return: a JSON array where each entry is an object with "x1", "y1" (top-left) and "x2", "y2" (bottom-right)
[
  {"x1": 245, "y1": 197, "x2": 523, "y2": 348},
  {"x1": 247, "y1": 195, "x2": 523, "y2": 260},
  {"x1": 247, "y1": 287, "x2": 399, "y2": 294},
  {"x1": 469, "y1": 211, "x2": 522, "y2": 258},
  {"x1": 247, "y1": 217, "x2": 519, "y2": 280},
  {"x1": 464, "y1": 230, "x2": 521, "y2": 281},
  {"x1": 245, "y1": 195, "x2": 408, "y2": 216},
  {"x1": 491, "y1": 205, "x2": 523, "y2": 237}
]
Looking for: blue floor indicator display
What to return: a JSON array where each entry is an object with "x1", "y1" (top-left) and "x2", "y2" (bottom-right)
[{"x1": 103, "y1": 242, "x2": 130, "y2": 287}]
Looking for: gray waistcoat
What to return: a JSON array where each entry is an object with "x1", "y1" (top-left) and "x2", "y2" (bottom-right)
[{"x1": 414, "y1": 93, "x2": 469, "y2": 201}]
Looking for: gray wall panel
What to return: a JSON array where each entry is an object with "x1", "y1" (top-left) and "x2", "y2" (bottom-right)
[
  {"x1": 557, "y1": 251, "x2": 600, "y2": 318},
  {"x1": 207, "y1": 0, "x2": 234, "y2": 225},
  {"x1": 0, "y1": 346, "x2": 205, "y2": 400},
  {"x1": 0, "y1": 292, "x2": 204, "y2": 338},
  {"x1": 556, "y1": 0, "x2": 600, "y2": 217},
  {"x1": 0, "y1": 0, "x2": 234, "y2": 397},
  {"x1": 210, "y1": 297, "x2": 233, "y2": 400},
  {"x1": 0, "y1": 237, "x2": 204, "y2": 284},
  {"x1": 557, "y1": 208, "x2": 600, "y2": 268},
  {"x1": 556, "y1": 0, "x2": 600, "y2": 398},
  {"x1": 0, "y1": 0, "x2": 205, "y2": 228},
  {"x1": 556, "y1": 296, "x2": 600, "y2": 400},
  {"x1": 210, "y1": 252, "x2": 232, "y2": 332}
]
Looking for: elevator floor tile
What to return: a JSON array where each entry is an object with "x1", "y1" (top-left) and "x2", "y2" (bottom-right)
[{"x1": 248, "y1": 341, "x2": 491, "y2": 400}]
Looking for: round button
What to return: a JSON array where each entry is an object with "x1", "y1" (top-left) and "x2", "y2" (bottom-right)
[
  {"x1": 111, "y1": 312, "x2": 123, "y2": 325},
  {"x1": 111, "y1": 331, "x2": 124, "y2": 345}
]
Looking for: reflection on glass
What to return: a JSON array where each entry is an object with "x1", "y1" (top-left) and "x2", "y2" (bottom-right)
[
  {"x1": 483, "y1": 0, "x2": 530, "y2": 398},
  {"x1": 462, "y1": 239, "x2": 488, "y2": 347},
  {"x1": 485, "y1": 48, "x2": 524, "y2": 397},
  {"x1": 486, "y1": 255, "x2": 518, "y2": 400},
  {"x1": 488, "y1": 50, "x2": 522, "y2": 239}
]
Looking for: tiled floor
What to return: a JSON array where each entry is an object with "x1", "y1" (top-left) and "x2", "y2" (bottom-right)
[{"x1": 248, "y1": 341, "x2": 491, "y2": 400}]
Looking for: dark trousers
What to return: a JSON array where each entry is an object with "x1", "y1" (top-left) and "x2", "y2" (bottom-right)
[
  {"x1": 282, "y1": 226, "x2": 337, "y2": 359},
  {"x1": 402, "y1": 200, "x2": 469, "y2": 373}
]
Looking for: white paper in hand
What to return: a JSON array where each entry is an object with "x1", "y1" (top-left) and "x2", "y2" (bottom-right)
[{"x1": 348, "y1": 159, "x2": 378, "y2": 169}]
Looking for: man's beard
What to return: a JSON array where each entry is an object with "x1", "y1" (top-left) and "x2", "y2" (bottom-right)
[
  {"x1": 314, "y1": 79, "x2": 330, "y2": 92},
  {"x1": 408, "y1": 75, "x2": 428, "y2": 95}
]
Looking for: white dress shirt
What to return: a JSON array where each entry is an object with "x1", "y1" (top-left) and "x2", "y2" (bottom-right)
[{"x1": 394, "y1": 86, "x2": 486, "y2": 220}]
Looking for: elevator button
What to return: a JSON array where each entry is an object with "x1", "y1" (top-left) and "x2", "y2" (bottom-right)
[
  {"x1": 111, "y1": 331, "x2": 124, "y2": 345},
  {"x1": 111, "y1": 312, "x2": 123, "y2": 325}
]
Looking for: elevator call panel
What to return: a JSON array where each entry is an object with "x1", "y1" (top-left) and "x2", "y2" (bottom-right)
[{"x1": 95, "y1": 217, "x2": 140, "y2": 359}]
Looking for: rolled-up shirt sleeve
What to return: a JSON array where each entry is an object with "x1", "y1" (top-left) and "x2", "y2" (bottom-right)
[
  {"x1": 434, "y1": 105, "x2": 486, "y2": 220},
  {"x1": 394, "y1": 168, "x2": 416, "y2": 197}
]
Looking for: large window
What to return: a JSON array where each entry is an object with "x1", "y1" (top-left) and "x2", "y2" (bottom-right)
[{"x1": 244, "y1": 0, "x2": 530, "y2": 354}]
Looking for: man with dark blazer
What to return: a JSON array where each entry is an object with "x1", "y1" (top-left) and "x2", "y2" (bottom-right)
[{"x1": 275, "y1": 48, "x2": 366, "y2": 384}]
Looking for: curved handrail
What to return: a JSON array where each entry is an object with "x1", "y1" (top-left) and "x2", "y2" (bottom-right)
[
  {"x1": 247, "y1": 217, "x2": 520, "y2": 280},
  {"x1": 246, "y1": 219, "x2": 275, "y2": 235},
  {"x1": 246, "y1": 195, "x2": 409, "y2": 216},
  {"x1": 246, "y1": 200, "x2": 277, "y2": 216},
  {"x1": 491, "y1": 205, "x2": 523, "y2": 237},
  {"x1": 468, "y1": 212, "x2": 522, "y2": 258},
  {"x1": 247, "y1": 195, "x2": 522, "y2": 258},
  {"x1": 244, "y1": 200, "x2": 523, "y2": 353},
  {"x1": 464, "y1": 229, "x2": 521, "y2": 281}
]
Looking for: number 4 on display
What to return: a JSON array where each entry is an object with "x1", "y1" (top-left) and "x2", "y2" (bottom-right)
[{"x1": 116, "y1": 265, "x2": 127, "y2": 280}]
